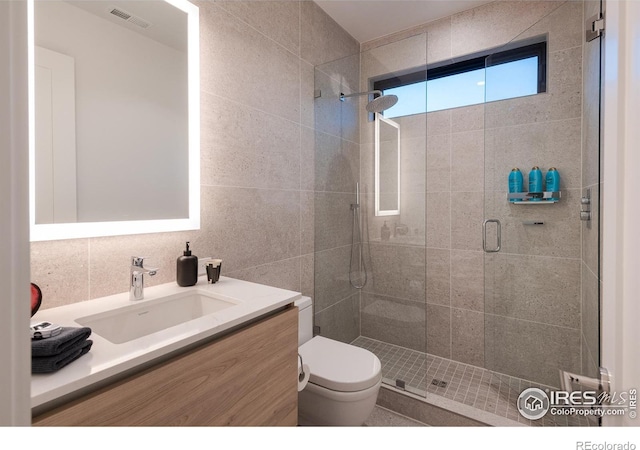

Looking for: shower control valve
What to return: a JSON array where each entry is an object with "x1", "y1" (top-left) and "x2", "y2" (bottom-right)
[{"x1": 580, "y1": 188, "x2": 592, "y2": 226}]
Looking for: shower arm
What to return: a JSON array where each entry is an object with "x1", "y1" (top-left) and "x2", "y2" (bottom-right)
[{"x1": 340, "y1": 90, "x2": 382, "y2": 102}]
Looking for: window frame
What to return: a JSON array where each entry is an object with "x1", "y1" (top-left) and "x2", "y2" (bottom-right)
[{"x1": 371, "y1": 39, "x2": 547, "y2": 115}]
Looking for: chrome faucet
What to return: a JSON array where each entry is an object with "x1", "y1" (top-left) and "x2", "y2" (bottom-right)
[{"x1": 130, "y1": 256, "x2": 158, "y2": 301}]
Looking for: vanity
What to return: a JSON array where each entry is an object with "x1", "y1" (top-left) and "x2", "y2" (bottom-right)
[{"x1": 31, "y1": 277, "x2": 300, "y2": 426}]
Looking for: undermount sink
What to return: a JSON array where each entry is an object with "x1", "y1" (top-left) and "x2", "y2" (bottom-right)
[{"x1": 76, "y1": 290, "x2": 238, "y2": 344}]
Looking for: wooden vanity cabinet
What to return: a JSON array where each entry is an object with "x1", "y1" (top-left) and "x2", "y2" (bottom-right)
[{"x1": 33, "y1": 306, "x2": 298, "y2": 426}]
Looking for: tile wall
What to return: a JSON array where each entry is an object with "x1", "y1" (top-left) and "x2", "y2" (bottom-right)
[{"x1": 30, "y1": 2, "x2": 359, "y2": 313}]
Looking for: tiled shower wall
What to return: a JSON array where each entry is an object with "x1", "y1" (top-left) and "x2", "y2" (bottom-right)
[
  {"x1": 358, "y1": 1, "x2": 589, "y2": 387},
  {"x1": 30, "y1": 2, "x2": 358, "y2": 310},
  {"x1": 483, "y1": 0, "x2": 585, "y2": 387}
]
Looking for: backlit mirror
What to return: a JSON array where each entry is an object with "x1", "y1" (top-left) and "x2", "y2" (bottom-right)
[
  {"x1": 28, "y1": 0, "x2": 199, "y2": 241},
  {"x1": 375, "y1": 114, "x2": 400, "y2": 216}
]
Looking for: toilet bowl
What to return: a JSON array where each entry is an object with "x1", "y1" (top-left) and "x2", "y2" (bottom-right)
[{"x1": 295, "y1": 296, "x2": 381, "y2": 426}]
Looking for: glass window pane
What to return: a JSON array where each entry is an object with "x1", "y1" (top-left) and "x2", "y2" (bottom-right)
[
  {"x1": 427, "y1": 68, "x2": 485, "y2": 112},
  {"x1": 382, "y1": 82, "x2": 426, "y2": 119},
  {"x1": 381, "y1": 53, "x2": 541, "y2": 119},
  {"x1": 485, "y1": 56, "x2": 538, "y2": 102}
]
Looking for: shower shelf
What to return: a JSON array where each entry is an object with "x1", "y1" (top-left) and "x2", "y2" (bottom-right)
[{"x1": 507, "y1": 191, "x2": 561, "y2": 204}]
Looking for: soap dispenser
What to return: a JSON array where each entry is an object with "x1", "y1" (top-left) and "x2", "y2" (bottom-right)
[{"x1": 177, "y1": 241, "x2": 198, "y2": 287}]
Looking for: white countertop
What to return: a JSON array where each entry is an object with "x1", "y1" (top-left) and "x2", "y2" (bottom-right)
[{"x1": 31, "y1": 276, "x2": 301, "y2": 410}]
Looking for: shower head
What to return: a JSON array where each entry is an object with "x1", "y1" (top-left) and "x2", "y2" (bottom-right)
[
  {"x1": 365, "y1": 94, "x2": 398, "y2": 113},
  {"x1": 340, "y1": 90, "x2": 399, "y2": 113}
]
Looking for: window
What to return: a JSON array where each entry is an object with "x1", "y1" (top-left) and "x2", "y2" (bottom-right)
[{"x1": 373, "y1": 40, "x2": 547, "y2": 119}]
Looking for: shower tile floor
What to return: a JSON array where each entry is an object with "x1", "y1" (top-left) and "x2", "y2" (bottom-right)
[{"x1": 352, "y1": 336, "x2": 597, "y2": 427}]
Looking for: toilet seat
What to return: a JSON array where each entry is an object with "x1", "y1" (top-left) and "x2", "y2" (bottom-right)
[{"x1": 298, "y1": 336, "x2": 381, "y2": 392}]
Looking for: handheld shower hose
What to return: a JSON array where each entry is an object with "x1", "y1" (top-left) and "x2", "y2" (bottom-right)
[{"x1": 349, "y1": 183, "x2": 367, "y2": 289}]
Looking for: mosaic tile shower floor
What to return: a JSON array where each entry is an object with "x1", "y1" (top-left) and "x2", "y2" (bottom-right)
[{"x1": 352, "y1": 336, "x2": 597, "y2": 427}]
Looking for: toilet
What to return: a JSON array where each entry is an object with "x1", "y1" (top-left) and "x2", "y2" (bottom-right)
[{"x1": 295, "y1": 296, "x2": 382, "y2": 426}]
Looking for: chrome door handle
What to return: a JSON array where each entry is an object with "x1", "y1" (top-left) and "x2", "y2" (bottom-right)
[{"x1": 483, "y1": 219, "x2": 501, "y2": 253}]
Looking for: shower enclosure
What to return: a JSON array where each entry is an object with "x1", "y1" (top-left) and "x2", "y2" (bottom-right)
[{"x1": 312, "y1": 0, "x2": 602, "y2": 426}]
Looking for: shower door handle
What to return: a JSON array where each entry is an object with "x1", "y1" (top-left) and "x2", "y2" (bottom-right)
[{"x1": 483, "y1": 219, "x2": 501, "y2": 253}]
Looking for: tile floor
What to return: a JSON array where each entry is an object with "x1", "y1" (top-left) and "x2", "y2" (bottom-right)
[
  {"x1": 364, "y1": 406, "x2": 428, "y2": 427},
  {"x1": 352, "y1": 336, "x2": 597, "y2": 427}
]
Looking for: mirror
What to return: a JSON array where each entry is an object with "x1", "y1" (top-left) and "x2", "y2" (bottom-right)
[
  {"x1": 375, "y1": 114, "x2": 400, "y2": 216},
  {"x1": 28, "y1": 0, "x2": 199, "y2": 241}
]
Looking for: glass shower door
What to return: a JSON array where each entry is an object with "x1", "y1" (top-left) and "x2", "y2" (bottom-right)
[
  {"x1": 483, "y1": 1, "x2": 602, "y2": 425},
  {"x1": 350, "y1": 33, "x2": 428, "y2": 398}
]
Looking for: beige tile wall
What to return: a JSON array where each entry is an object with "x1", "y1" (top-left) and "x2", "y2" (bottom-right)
[
  {"x1": 358, "y1": 1, "x2": 589, "y2": 387},
  {"x1": 30, "y1": 1, "x2": 359, "y2": 327},
  {"x1": 481, "y1": 1, "x2": 585, "y2": 387}
]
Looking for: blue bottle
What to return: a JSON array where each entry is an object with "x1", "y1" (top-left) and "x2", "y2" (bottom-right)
[
  {"x1": 545, "y1": 167, "x2": 560, "y2": 201},
  {"x1": 508, "y1": 168, "x2": 523, "y2": 202},
  {"x1": 528, "y1": 166, "x2": 543, "y2": 201}
]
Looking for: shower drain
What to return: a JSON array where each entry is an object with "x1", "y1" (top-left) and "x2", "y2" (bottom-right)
[{"x1": 431, "y1": 378, "x2": 448, "y2": 388}]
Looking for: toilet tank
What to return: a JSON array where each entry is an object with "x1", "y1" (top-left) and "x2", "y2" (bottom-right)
[{"x1": 294, "y1": 296, "x2": 313, "y2": 346}]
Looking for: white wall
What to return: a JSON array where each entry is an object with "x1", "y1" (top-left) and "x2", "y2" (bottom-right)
[
  {"x1": 0, "y1": 0, "x2": 32, "y2": 426},
  {"x1": 36, "y1": 1, "x2": 189, "y2": 222},
  {"x1": 602, "y1": 0, "x2": 640, "y2": 427}
]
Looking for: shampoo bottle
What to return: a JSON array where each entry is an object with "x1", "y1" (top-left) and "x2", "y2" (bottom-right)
[
  {"x1": 545, "y1": 167, "x2": 560, "y2": 201},
  {"x1": 528, "y1": 166, "x2": 543, "y2": 201},
  {"x1": 177, "y1": 241, "x2": 198, "y2": 287},
  {"x1": 508, "y1": 168, "x2": 523, "y2": 202}
]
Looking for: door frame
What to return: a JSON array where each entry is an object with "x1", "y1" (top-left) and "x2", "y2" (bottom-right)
[
  {"x1": 601, "y1": 0, "x2": 640, "y2": 427},
  {"x1": 0, "y1": 0, "x2": 32, "y2": 426}
]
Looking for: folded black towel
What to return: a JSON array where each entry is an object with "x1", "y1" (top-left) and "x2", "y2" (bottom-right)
[
  {"x1": 32, "y1": 339, "x2": 93, "y2": 374},
  {"x1": 31, "y1": 326, "x2": 92, "y2": 357}
]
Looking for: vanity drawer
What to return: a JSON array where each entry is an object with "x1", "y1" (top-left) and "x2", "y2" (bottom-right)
[{"x1": 33, "y1": 307, "x2": 298, "y2": 426}]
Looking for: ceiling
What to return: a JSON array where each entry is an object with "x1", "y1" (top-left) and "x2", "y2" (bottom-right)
[
  {"x1": 67, "y1": 0, "x2": 187, "y2": 51},
  {"x1": 315, "y1": 0, "x2": 494, "y2": 43}
]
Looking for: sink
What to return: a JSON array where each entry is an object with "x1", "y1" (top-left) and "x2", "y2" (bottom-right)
[{"x1": 76, "y1": 290, "x2": 238, "y2": 344}]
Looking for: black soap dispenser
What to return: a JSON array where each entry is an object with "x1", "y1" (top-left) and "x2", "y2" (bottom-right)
[{"x1": 177, "y1": 241, "x2": 198, "y2": 287}]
